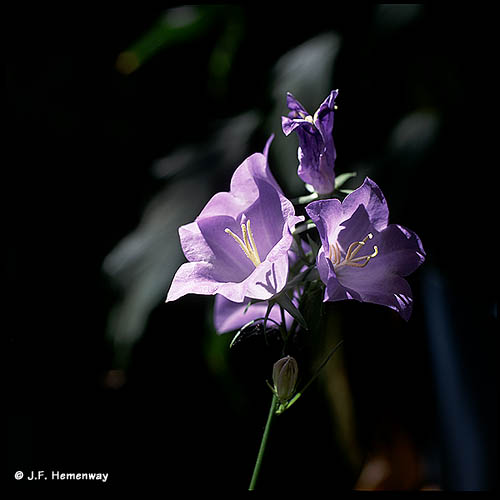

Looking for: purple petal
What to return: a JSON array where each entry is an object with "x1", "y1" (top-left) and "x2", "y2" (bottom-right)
[
  {"x1": 305, "y1": 198, "x2": 343, "y2": 251},
  {"x1": 214, "y1": 295, "x2": 293, "y2": 334},
  {"x1": 198, "y1": 215, "x2": 254, "y2": 282},
  {"x1": 281, "y1": 116, "x2": 301, "y2": 136},
  {"x1": 167, "y1": 254, "x2": 290, "y2": 304},
  {"x1": 317, "y1": 249, "x2": 362, "y2": 303},
  {"x1": 286, "y1": 92, "x2": 308, "y2": 115},
  {"x1": 314, "y1": 89, "x2": 338, "y2": 139},
  {"x1": 336, "y1": 266, "x2": 415, "y2": 321},
  {"x1": 262, "y1": 133, "x2": 275, "y2": 160},
  {"x1": 244, "y1": 178, "x2": 287, "y2": 259},
  {"x1": 178, "y1": 221, "x2": 214, "y2": 263},
  {"x1": 336, "y1": 204, "x2": 376, "y2": 255},
  {"x1": 341, "y1": 177, "x2": 389, "y2": 231},
  {"x1": 371, "y1": 224, "x2": 426, "y2": 276},
  {"x1": 166, "y1": 261, "x2": 220, "y2": 302},
  {"x1": 230, "y1": 151, "x2": 283, "y2": 197},
  {"x1": 232, "y1": 254, "x2": 289, "y2": 301},
  {"x1": 296, "y1": 126, "x2": 335, "y2": 194},
  {"x1": 198, "y1": 190, "x2": 249, "y2": 221}
]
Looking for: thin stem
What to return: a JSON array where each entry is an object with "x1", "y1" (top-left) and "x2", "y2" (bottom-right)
[
  {"x1": 262, "y1": 301, "x2": 273, "y2": 347},
  {"x1": 248, "y1": 394, "x2": 278, "y2": 490},
  {"x1": 279, "y1": 305, "x2": 287, "y2": 355},
  {"x1": 280, "y1": 305, "x2": 287, "y2": 335}
]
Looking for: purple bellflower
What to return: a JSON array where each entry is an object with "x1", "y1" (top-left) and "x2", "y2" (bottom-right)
[
  {"x1": 166, "y1": 138, "x2": 304, "y2": 305},
  {"x1": 213, "y1": 242, "x2": 309, "y2": 334},
  {"x1": 305, "y1": 178, "x2": 425, "y2": 321},
  {"x1": 282, "y1": 90, "x2": 338, "y2": 195}
]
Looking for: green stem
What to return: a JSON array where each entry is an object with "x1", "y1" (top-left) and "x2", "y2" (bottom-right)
[
  {"x1": 279, "y1": 305, "x2": 288, "y2": 351},
  {"x1": 248, "y1": 394, "x2": 278, "y2": 490}
]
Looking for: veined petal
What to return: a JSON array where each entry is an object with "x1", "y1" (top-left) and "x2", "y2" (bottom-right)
[
  {"x1": 178, "y1": 221, "x2": 214, "y2": 263},
  {"x1": 305, "y1": 198, "x2": 343, "y2": 252},
  {"x1": 282, "y1": 115, "x2": 302, "y2": 136},
  {"x1": 317, "y1": 248, "x2": 362, "y2": 303},
  {"x1": 314, "y1": 89, "x2": 338, "y2": 139},
  {"x1": 198, "y1": 215, "x2": 254, "y2": 282},
  {"x1": 230, "y1": 151, "x2": 282, "y2": 198},
  {"x1": 336, "y1": 265, "x2": 415, "y2": 321},
  {"x1": 166, "y1": 261, "x2": 220, "y2": 302},
  {"x1": 286, "y1": 92, "x2": 308, "y2": 115},
  {"x1": 341, "y1": 177, "x2": 389, "y2": 231},
  {"x1": 368, "y1": 224, "x2": 425, "y2": 276}
]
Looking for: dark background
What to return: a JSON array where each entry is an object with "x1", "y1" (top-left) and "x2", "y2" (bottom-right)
[{"x1": 7, "y1": 4, "x2": 495, "y2": 491}]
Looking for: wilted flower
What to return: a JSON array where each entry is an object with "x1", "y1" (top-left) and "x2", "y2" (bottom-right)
[
  {"x1": 282, "y1": 90, "x2": 338, "y2": 195},
  {"x1": 305, "y1": 177, "x2": 425, "y2": 320},
  {"x1": 166, "y1": 139, "x2": 304, "y2": 304},
  {"x1": 272, "y1": 356, "x2": 298, "y2": 402}
]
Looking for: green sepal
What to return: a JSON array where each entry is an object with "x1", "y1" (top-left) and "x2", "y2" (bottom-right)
[
  {"x1": 334, "y1": 172, "x2": 357, "y2": 189},
  {"x1": 275, "y1": 293, "x2": 308, "y2": 331}
]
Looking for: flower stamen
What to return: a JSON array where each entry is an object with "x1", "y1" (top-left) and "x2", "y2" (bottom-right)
[
  {"x1": 328, "y1": 233, "x2": 379, "y2": 270},
  {"x1": 225, "y1": 219, "x2": 262, "y2": 267}
]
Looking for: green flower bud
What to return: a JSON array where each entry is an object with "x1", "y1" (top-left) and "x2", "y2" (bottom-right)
[{"x1": 272, "y1": 356, "x2": 298, "y2": 403}]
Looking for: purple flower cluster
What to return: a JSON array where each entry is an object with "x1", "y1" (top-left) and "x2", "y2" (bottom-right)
[{"x1": 166, "y1": 90, "x2": 425, "y2": 333}]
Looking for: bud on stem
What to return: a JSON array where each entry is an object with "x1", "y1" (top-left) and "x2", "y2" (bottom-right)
[{"x1": 272, "y1": 356, "x2": 298, "y2": 403}]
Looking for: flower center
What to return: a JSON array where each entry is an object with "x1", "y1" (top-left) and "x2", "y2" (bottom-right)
[
  {"x1": 224, "y1": 219, "x2": 261, "y2": 268},
  {"x1": 298, "y1": 111, "x2": 317, "y2": 125},
  {"x1": 328, "y1": 233, "x2": 379, "y2": 270}
]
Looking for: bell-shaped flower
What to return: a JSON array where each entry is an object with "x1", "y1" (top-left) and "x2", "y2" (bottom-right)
[
  {"x1": 166, "y1": 140, "x2": 304, "y2": 304},
  {"x1": 282, "y1": 90, "x2": 338, "y2": 195},
  {"x1": 213, "y1": 242, "x2": 309, "y2": 334},
  {"x1": 305, "y1": 178, "x2": 425, "y2": 320}
]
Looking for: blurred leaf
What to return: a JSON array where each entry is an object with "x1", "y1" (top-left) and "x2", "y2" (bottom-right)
[
  {"x1": 103, "y1": 112, "x2": 261, "y2": 369},
  {"x1": 207, "y1": 7, "x2": 244, "y2": 98},
  {"x1": 116, "y1": 6, "x2": 217, "y2": 74}
]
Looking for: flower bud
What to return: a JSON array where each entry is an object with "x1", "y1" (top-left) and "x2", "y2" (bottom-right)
[{"x1": 272, "y1": 356, "x2": 298, "y2": 402}]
